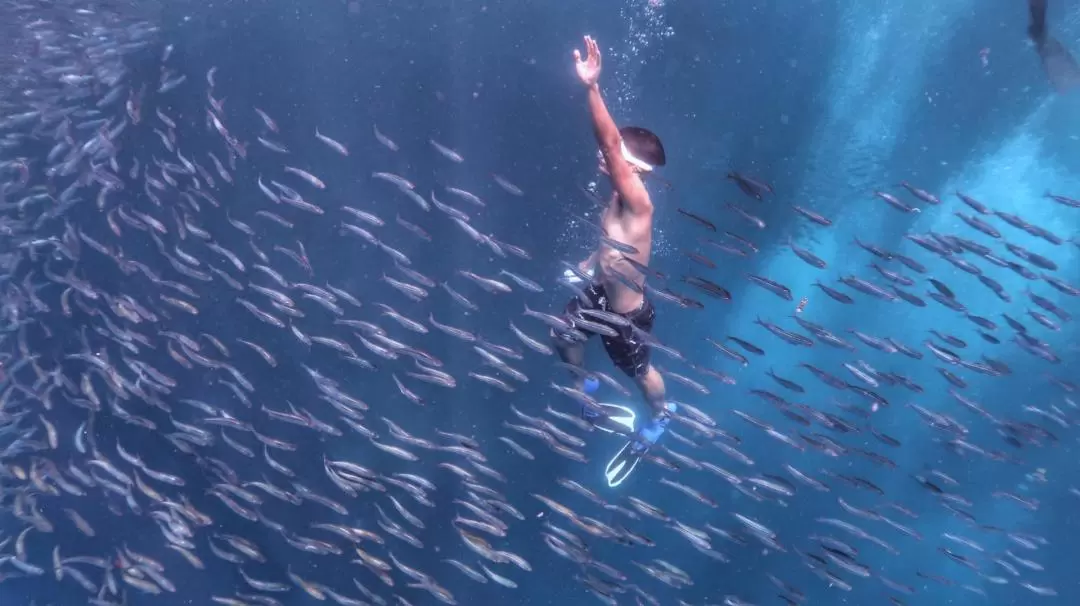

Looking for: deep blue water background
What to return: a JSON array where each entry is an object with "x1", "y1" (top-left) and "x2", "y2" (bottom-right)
[{"x1": 6, "y1": 0, "x2": 1080, "y2": 604}]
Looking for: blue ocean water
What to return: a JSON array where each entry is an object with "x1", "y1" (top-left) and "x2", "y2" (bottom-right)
[{"x1": 2, "y1": 0, "x2": 1079, "y2": 605}]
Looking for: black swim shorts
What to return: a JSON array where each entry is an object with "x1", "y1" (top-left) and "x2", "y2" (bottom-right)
[{"x1": 555, "y1": 282, "x2": 655, "y2": 378}]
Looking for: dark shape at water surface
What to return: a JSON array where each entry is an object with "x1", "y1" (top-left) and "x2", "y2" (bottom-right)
[{"x1": 1028, "y1": 0, "x2": 1080, "y2": 93}]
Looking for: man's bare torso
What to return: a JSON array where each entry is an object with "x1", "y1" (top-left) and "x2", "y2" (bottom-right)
[{"x1": 595, "y1": 190, "x2": 653, "y2": 314}]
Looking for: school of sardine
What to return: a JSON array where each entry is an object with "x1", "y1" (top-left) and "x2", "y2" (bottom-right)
[{"x1": 0, "y1": 2, "x2": 1077, "y2": 606}]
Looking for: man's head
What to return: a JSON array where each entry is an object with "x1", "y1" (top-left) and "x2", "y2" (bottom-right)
[
  {"x1": 598, "y1": 126, "x2": 666, "y2": 176},
  {"x1": 620, "y1": 126, "x2": 666, "y2": 173}
]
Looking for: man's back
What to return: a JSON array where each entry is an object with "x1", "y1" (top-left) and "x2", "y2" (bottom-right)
[{"x1": 596, "y1": 191, "x2": 653, "y2": 314}]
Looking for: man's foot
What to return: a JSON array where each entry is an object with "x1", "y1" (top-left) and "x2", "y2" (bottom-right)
[
  {"x1": 583, "y1": 375, "x2": 600, "y2": 393},
  {"x1": 630, "y1": 402, "x2": 677, "y2": 454},
  {"x1": 580, "y1": 376, "x2": 601, "y2": 421}
]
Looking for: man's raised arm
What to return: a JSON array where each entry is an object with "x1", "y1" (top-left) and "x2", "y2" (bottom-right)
[{"x1": 574, "y1": 36, "x2": 651, "y2": 215}]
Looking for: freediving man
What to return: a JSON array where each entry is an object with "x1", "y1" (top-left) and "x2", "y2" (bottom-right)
[{"x1": 551, "y1": 35, "x2": 673, "y2": 487}]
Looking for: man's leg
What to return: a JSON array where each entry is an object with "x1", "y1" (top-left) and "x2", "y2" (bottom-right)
[
  {"x1": 597, "y1": 328, "x2": 668, "y2": 442},
  {"x1": 632, "y1": 364, "x2": 674, "y2": 452},
  {"x1": 601, "y1": 359, "x2": 672, "y2": 487},
  {"x1": 552, "y1": 331, "x2": 587, "y2": 391},
  {"x1": 551, "y1": 286, "x2": 601, "y2": 397},
  {"x1": 637, "y1": 364, "x2": 666, "y2": 417}
]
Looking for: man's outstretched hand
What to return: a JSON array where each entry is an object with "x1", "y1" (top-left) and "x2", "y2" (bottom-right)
[{"x1": 574, "y1": 35, "x2": 602, "y2": 88}]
